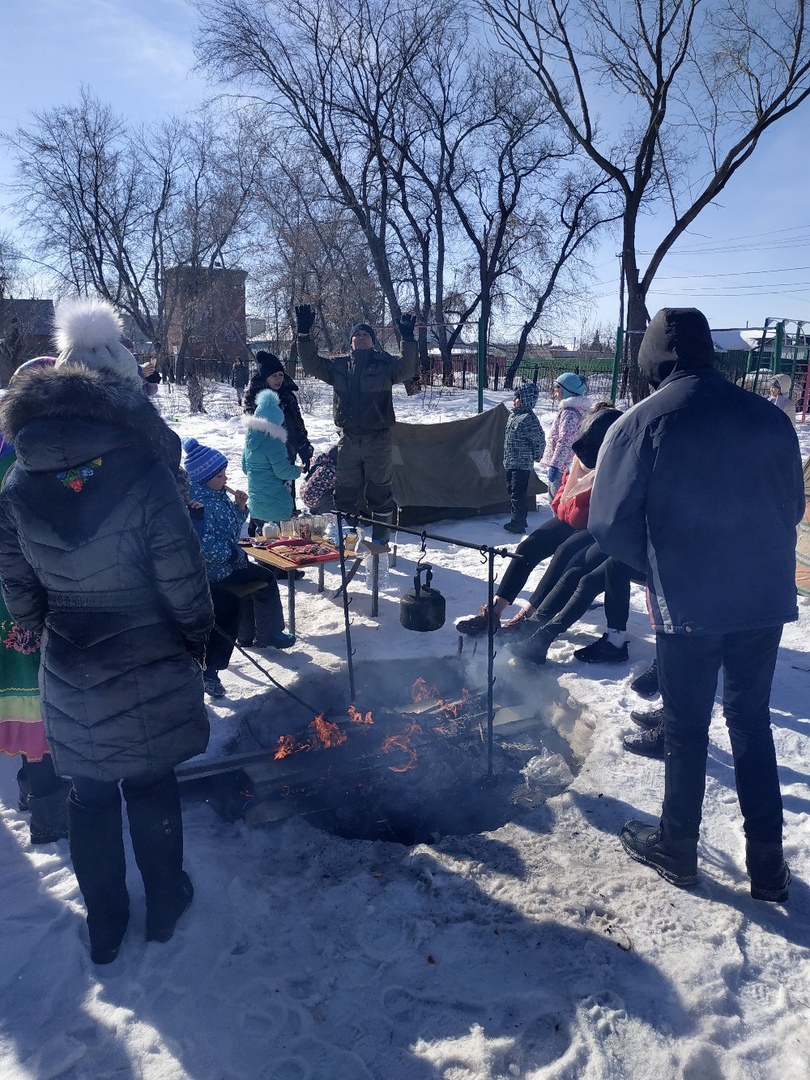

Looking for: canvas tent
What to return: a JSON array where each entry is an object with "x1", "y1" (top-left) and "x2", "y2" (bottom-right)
[{"x1": 390, "y1": 404, "x2": 546, "y2": 525}]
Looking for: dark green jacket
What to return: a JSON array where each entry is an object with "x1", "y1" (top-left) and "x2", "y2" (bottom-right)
[{"x1": 299, "y1": 338, "x2": 418, "y2": 434}]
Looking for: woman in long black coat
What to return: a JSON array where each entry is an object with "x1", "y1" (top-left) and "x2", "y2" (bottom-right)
[{"x1": 0, "y1": 349, "x2": 214, "y2": 964}]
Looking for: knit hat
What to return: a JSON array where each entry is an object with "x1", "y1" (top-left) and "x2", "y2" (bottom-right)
[
  {"x1": 554, "y1": 371, "x2": 588, "y2": 398},
  {"x1": 255, "y1": 351, "x2": 285, "y2": 377},
  {"x1": 53, "y1": 297, "x2": 141, "y2": 385},
  {"x1": 350, "y1": 322, "x2": 377, "y2": 345},
  {"x1": 181, "y1": 437, "x2": 229, "y2": 485},
  {"x1": 253, "y1": 388, "x2": 285, "y2": 427},
  {"x1": 514, "y1": 381, "x2": 539, "y2": 409},
  {"x1": 771, "y1": 373, "x2": 791, "y2": 394}
]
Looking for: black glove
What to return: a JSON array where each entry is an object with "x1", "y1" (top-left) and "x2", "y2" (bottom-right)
[
  {"x1": 397, "y1": 312, "x2": 417, "y2": 340},
  {"x1": 295, "y1": 304, "x2": 315, "y2": 335}
]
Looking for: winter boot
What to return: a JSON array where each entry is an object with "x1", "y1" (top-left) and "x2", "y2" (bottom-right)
[
  {"x1": 29, "y1": 780, "x2": 70, "y2": 845},
  {"x1": 68, "y1": 791, "x2": 130, "y2": 964},
  {"x1": 503, "y1": 520, "x2": 526, "y2": 534},
  {"x1": 366, "y1": 512, "x2": 393, "y2": 553},
  {"x1": 630, "y1": 705, "x2": 665, "y2": 730},
  {"x1": 509, "y1": 625, "x2": 555, "y2": 665},
  {"x1": 746, "y1": 841, "x2": 791, "y2": 903},
  {"x1": 630, "y1": 659, "x2": 659, "y2": 699},
  {"x1": 203, "y1": 669, "x2": 226, "y2": 698},
  {"x1": 125, "y1": 772, "x2": 193, "y2": 943},
  {"x1": 623, "y1": 721, "x2": 665, "y2": 759},
  {"x1": 455, "y1": 605, "x2": 501, "y2": 637},
  {"x1": 620, "y1": 820, "x2": 698, "y2": 887},
  {"x1": 16, "y1": 766, "x2": 31, "y2": 812},
  {"x1": 574, "y1": 633, "x2": 629, "y2": 664}
]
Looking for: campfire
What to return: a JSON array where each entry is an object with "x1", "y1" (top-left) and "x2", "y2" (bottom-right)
[{"x1": 182, "y1": 657, "x2": 586, "y2": 843}]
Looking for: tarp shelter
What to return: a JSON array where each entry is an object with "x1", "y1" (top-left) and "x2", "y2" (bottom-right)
[
  {"x1": 390, "y1": 404, "x2": 546, "y2": 525},
  {"x1": 798, "y1": 456, "x2": 810, "y2": 597}
]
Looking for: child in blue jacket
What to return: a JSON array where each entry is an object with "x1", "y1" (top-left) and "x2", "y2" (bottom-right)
[
  {"x1": 241, "y1": 389, "x2": 301, "y2": 535},
  {"x1": 503, "y1": 381, "x2": 546, "y2": 534},
  {"x1": 181, "y1": 438, "x2": 294, "y2": 699}
]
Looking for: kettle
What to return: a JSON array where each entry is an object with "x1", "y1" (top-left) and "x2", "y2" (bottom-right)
[{"x1": 400, "y1": 564, "x2": 446, "y2": 632}]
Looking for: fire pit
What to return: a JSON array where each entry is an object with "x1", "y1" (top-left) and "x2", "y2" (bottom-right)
[{"x1": 185, "y1": 658, "x2": 592, "y2": 845}]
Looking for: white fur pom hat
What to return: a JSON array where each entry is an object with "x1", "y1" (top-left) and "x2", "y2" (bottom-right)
[{"x1": 53, "y1": 297, "x2": 140, "y2": 384}]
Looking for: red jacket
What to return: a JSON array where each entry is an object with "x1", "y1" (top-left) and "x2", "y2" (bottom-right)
[{"x1": 551, "y1": 471, "x2": 591, "y2": 530}]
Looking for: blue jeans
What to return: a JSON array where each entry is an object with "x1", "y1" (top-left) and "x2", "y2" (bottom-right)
[{"x1": 656, "y1": 626, "x2": 784, "y2": 843}]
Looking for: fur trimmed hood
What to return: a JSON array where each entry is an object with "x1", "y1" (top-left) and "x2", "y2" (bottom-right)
[
  {"x1": 242, "y1": 413, "x2": 288, "y2": 443},
  {"x1": 0, "y1": 365, "x2": 181, "y2": 474},
  {"x1": 242, "y1": 389, "x2": 288, "y2": 441}
]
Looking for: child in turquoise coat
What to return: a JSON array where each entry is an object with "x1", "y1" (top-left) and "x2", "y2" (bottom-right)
[{"x1": 242, "y1": 389, "x2": 301, "y2": 535}]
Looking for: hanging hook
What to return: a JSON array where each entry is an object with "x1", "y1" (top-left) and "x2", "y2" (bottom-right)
[
  {"x1": 416, "y1": 530, "x2": 428, "y2": 567},
  {"x1": 479, "y1": 544, "x2": 489, "y2": 564}
]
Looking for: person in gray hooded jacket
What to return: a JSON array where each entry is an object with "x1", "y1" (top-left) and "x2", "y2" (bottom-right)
[{"x1": 588, "y1": 306, "x2": 804, "y2": 902}]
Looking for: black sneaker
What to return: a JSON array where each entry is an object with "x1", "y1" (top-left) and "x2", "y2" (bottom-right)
[
  {"x1": 620, "y1": 820, "x2": 698, "y2": 887},
  {"x1": 630, "y1": 705, "x2": 665, "y2": 730},
  {"x1": 630, "y1": 659, "x2": 659, "y2": 699},
  {"x1": 623, "y1": 722, "x2": 665, "y2": 758},
  {"x1": 574, "y1": 633, "x2": 629, "y2": 664}
]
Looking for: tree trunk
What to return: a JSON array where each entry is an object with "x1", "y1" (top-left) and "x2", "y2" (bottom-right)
[
  {"x1": 187, "y1": 367, "x2": 206, "y2": 415},
  {"x1": 624, "y1": 284, "x2": 651, "y2": 403}
]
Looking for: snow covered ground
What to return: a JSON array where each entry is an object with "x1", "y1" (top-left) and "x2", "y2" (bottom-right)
[{"x1": 1, "y1": 375, "x2": 808, "y2": 1080}]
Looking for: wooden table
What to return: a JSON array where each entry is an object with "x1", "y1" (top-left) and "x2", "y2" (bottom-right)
[{"x1": 240, "y1": 540, "x2": 341, "y2": 635}]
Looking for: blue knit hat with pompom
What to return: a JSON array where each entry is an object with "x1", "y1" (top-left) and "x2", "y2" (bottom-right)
[{"x1": 181, "y1": 437, "x2": 229, "y2": 485}]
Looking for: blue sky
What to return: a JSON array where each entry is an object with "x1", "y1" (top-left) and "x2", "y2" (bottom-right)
[{"x1": 1, "y1": 0, "x2": 809, "y2": 337}]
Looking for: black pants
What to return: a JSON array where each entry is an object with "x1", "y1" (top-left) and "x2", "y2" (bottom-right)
[
  {"x1": 525, "y1": 530, "x2": 594, "y2": 611},
  {"x1": 206, "y1": 584, "x2": 242, "y2": 671},
  {"x1": 536, "y1": 541, "x2": 609, "y2": 637},
  {"x1": 506, "y1": 468, "x2": 530, "y2": 527},
  {"x1": 497, "y1": 518, "x2": 577, "y2": 605},
  {"x1": 657, "y1": 626, "x2": 784, "y2": 844},
  {"x1": 20, "y1": 753, "x2": 60, "y2": 798}
]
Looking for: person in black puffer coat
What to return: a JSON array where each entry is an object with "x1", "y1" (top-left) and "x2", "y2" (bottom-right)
[{"x1": 0, "y1": 297, "x2": 214, "y2": 964}]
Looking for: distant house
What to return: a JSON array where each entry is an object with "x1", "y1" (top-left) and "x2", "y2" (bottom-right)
[{"x1": 0, "y1": 298, "x2": 55, "y2": 383}]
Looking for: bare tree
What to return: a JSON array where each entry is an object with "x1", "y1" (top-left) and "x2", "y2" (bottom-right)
[
  {"x1": 197, "y1": 0, "x2": 610, "y2": 389},
  {"x1": 480, "y1": 0, "x2": 810, "y2": 394},
  {"x1": 6, "y1": 91, "x2": 266, "y2": 397}
]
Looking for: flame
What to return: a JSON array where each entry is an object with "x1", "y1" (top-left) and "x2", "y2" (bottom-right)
[
  {"x1": 437, "y1": 688, "x2": 470, "y2": 720},
  {"x1": 310, "y1": 713, "x2": 347, "y2": 748},
  {"x1": 274, "y1": 734, "x2": 297, "y2": 760},
  {"x1": 411, "y1": 677, "x2": 441, "y2": 702},
  {"x1": 381, "y1": 733, "x2": 419, "y2": 773},
  {"x1": 348, "y1": 704, "x2": 374, "y2": 725}
]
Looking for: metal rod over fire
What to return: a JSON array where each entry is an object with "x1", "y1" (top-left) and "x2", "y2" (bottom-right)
[{"x1": 335, "y1": 511, "x2": 522, "y2": 782}]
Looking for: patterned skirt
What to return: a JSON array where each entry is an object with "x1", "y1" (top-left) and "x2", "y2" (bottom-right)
[{"x1": 0, "y1": 610, "x2": 49, "y2": 762}]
